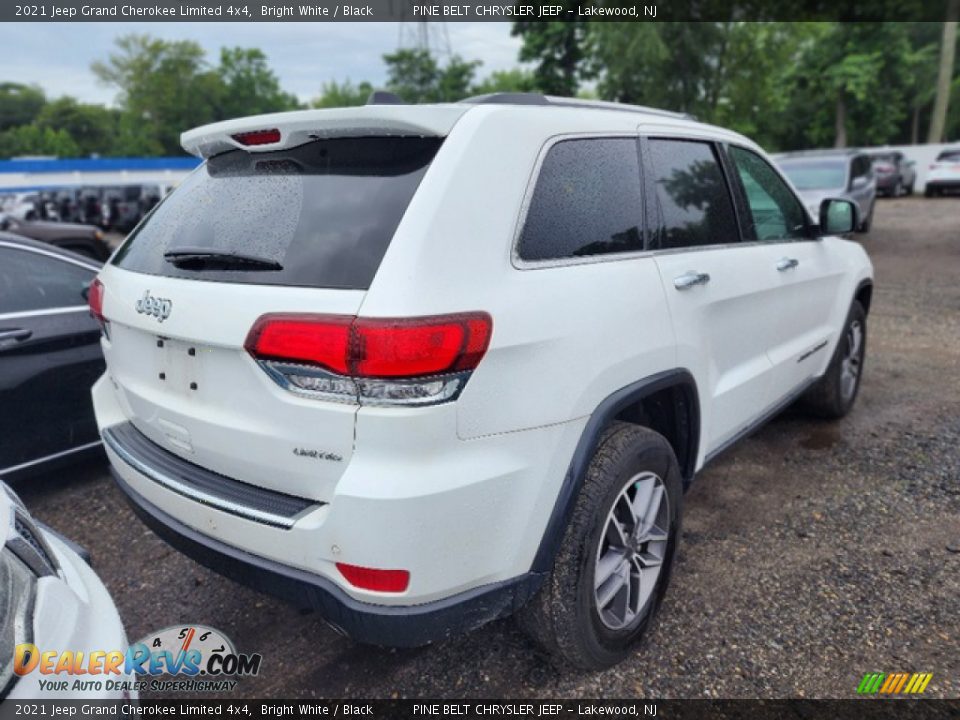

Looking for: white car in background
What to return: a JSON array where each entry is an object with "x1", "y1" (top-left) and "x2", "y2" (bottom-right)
[
  {"x1": 1, "y1": 194, "x2": 41, "y2": 221},
  {"x1": 1, "y1": 483, "x2": 135, "y2": 699},
  {"x1": 925, "y1": 147, "x2": 960, "y2": 196}
]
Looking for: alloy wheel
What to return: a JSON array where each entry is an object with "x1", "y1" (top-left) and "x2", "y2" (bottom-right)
[
  {"x1": 840, "y1": 319, "x2": 864, "y2": 401},
  {"x1": 594, "y1": 472, "x2": 670, "y2": 631}
]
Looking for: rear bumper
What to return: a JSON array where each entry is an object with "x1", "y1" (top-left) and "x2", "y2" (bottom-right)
[
  {"x1": 875, "y1": 175, "x2": 898, "y2": 190},
  {"x1": 926, "y1": 179, "x2": 960, "y2": 191},
  {"x1": 112, "y1": 468, "x2": 543, "y2": 647}
]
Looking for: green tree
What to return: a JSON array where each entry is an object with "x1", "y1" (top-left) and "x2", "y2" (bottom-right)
[
  {"x1": 709, "y1": 23, "x2": 822, "y2": 150},
  {"x1": 383, "y1": 49, "x2": 480, "y2": 103},
  {"x1": 217, "y1": 47, "x2": 302, "y2": 118},
  {"x1": 0, "y1": 83, "x2": 46, "y2": 131},
  {"x1": 311, "y1": 80, "x2": 374, "y2": 108},
  {"x1": 34, "y1": 97, "x2": 117, "y2": 156},
  {"x1": 383, "y1": 48, "x2": 440, "y2": 103},
  {"x1": 437, "y1": 55, "x2": 482, "y2": 101},
  {"x1": 92, "y1": 34, "x2": 222, "y2": 155},
  {"x1": 0, "y1": 125, "x2": 80, "y2": 158},
  {"x1": 791, "y1": 23, "x2": 913, "y2": 148},
  {"x1": 513, "y1": 17, "x2": 589, "y2": 96},
  {"x1": 470, "y1": 69, "x2": 538, "y2": 96}
]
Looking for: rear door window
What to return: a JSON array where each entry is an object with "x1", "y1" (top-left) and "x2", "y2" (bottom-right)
[
  {"x1": 112, "y1": 137, "x2": 442, "y2": 290},
  {"x1": 646, "y1": 139, "x2": 740, "y2": 250},
  {"x1": 517, "y1": 137, "x2": 644, "y2": 261}
]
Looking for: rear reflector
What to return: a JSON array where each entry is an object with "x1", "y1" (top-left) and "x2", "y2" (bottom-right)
[
  {"x1": 245, "y1": 313, "x2": 492, "y2": 379},
  {"x1": 88, "y1": 278, "x2": 105, "y2": 322},
  {"x1": 336, "y1": 563, "x2": 410, "y2": 593},
  {"x1": 232, "y1": 128, "x2": 281, "y2": 146}
]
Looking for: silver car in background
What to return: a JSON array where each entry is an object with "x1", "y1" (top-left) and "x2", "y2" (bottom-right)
[{"x1": 774, "y1": 150, "x2": 877, "y2": 233}]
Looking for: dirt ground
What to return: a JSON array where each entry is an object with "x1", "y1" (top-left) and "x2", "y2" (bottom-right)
[{"x1": 17, "y1": 196, "x2": 960, "y2": 699}]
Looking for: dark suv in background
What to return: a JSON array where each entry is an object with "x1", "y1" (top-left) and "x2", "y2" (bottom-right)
[
  {"x1": 869, "y1": 150, "x2": 916, "y2": 197},
  {"x1": 0, "y1": 213, "x2": 111, "y2": 261}
]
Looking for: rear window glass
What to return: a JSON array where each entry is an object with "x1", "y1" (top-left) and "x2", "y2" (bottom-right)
[
  {"x1": 112, "y1": 137, "x2": 441, "y2": 290},
  {"x1": 517, "y1": 137, "x2": 643, "y2": 261}
]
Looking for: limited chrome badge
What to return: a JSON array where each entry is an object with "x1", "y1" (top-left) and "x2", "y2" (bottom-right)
[{"x1": 135, "y1": 290, "x2": 172, "y2": 322}]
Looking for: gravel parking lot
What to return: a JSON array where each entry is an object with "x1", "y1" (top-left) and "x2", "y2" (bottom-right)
[{"x1": 16, "y1": 197, "x2": 960, "y2": 699}]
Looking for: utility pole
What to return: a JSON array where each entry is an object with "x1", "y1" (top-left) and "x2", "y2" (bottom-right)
[{"x1": 927, "y1": 0, "x2": 959, "y2": 144}]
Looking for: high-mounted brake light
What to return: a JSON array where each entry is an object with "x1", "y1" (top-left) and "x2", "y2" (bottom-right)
[
  {"x1": 244, "y1": 312, "x2": 492, "y2": 406},
  {"x1": 88, "y1": 278, "x2": 105, "y2": 322},
  {"x1": 336, "y1": 563, "x2": 410, "y2": 593},
  {"x1": 232, "y1": 128, "x2": 281, "y2": 146}
]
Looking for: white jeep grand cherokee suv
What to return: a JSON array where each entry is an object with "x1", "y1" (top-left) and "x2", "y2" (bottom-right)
[{"x1": 92, "y1": 94, "x2": 872, "y2": 669}]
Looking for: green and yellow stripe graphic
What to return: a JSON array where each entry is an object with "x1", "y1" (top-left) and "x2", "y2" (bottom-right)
[{"x1": 857, "y1": 672, "x2": 933, "y2": 694}]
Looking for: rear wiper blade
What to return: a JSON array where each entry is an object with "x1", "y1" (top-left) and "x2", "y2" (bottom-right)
[{"x1": 163, "y1": 247, "x2": 282, "y2": 271}]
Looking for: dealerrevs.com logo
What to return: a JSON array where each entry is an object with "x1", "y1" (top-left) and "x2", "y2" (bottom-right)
[
  {"x1": 14, "y1": 625, "x2": 262, "y2": 694},
  {"x1": 857, "y1": 672, "x2": 933, "y2": 695}
]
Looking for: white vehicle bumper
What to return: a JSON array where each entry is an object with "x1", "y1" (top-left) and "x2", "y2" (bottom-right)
[{"x1": 93, "y1": 373, "x2": 586, "y2": 646}]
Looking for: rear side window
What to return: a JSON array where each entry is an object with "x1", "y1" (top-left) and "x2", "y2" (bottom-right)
[
  {"x1": 937, "y1": 150, "x2": 960, "y2": 162},
  {"x1": 647, "y1": 139, "x2": 739, "y2": 250},
  {"x1": 112, "y1": 137, "x2": 441, "y2": 290},
  {"x1": 518, "y1": 137, "x2": 643, "y2": 261}
]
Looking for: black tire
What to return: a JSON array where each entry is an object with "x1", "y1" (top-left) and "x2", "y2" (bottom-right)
[
  {"x1": 801, "y1": 300, "x2": 867, "y2": 419},
  {"x1": 516, "y1": 422, "x2": 683, "y2": 670},
  {"x1": 925, "y1": 186, "x2": 937, "y2": 198},
  {"x1": 906, "y1": 181, "x2": 915, "y2": 196}
]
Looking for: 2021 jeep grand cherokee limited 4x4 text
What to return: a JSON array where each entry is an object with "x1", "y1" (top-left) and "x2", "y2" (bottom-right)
[{"x1": 91, "y1": 94, "x2": 873, "y2": 669}]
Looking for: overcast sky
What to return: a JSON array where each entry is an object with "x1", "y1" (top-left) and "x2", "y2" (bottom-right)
[{"x1": 0, "y1": 23, "x2": 524, "y2": 105}]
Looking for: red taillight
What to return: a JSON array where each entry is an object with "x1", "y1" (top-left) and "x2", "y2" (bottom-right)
[
  {"x1": 88, "y1": 278, "x2": 105, "y2": 322},
  {"x1": 244, "y1": 313, "x2": 492, "y2": 379},
  {"x1": 246, "y1": 314, "x2": 352, "y2": 374},
  {"x1": 353, "y1": 315, "x2": 491, "y2": 377},
  {"x1": 336, "y1": 563, "x2": 410, "y2": 593},
  {"x1": 232, "y1": 128, "x2": 281, "y2": 146}
]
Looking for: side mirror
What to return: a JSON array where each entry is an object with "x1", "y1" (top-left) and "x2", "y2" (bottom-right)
[
  {"x1": 819, "y1": 198, "x2": 859, "y2": 235},
  {"x1": 906, "y1": 160, "x2": 916, "y2": 167}
]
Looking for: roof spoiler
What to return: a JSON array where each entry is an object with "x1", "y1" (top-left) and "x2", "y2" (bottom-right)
[{"x1": 181, "y1": 104, "x2": 467, "y2": 159}]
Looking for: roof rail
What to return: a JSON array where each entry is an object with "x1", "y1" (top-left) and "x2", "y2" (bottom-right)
[
  {"x1": 774, "y1": 148, "x2": 864, "y2": 159},
  {"x1": 459, "y1": 92, "x2": 696, "y2": 121}
]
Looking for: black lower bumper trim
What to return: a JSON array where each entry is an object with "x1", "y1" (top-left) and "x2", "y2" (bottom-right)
[{"x1": 111, "y1": 468, "x2": 544, "y2": 647}]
